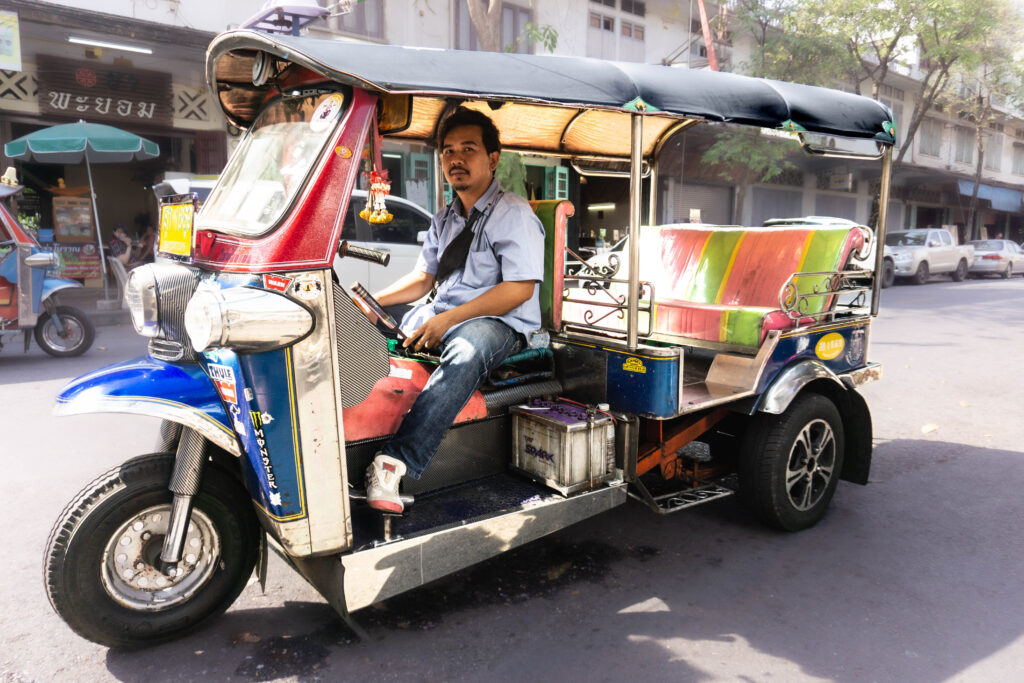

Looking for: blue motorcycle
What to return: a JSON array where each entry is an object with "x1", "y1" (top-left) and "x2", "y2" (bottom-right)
[{"x1": 0, "y1": 183, "x2": 94, "y2": 357}]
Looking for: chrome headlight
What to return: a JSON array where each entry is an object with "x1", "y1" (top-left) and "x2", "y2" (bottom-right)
[
  {"x1": 125, "y1": 266, "x2": 160, "y2": 337},
  {"x1": 184, "y1": 284, "x2": 314, "y2": 353}
]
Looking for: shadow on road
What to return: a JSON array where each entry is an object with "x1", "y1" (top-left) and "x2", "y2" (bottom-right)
[{"x1": 93, "y1": 438, "x2": 1024, "y2": 681}]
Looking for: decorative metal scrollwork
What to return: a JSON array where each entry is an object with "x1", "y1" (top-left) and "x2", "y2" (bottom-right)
[{"x1": 779, "y1": 269, "x2": 872, "y2": 323}]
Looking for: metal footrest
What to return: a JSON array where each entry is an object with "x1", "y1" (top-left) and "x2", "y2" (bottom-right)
[{"x1": 628, "y1": 477, "x2": 735, "y2": 515}]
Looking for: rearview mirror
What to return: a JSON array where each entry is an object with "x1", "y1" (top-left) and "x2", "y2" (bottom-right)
[
  {"x1": 416, "y1": 230, "x2": 427, "y2": 245},
  {"x1": 24, "y1": 251, "x2": 59, "y2": 269}
]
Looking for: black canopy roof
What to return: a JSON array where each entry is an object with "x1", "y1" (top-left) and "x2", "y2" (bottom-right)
[{"x1": 207, "y1": 30, "x2": 895, "y2": 150}]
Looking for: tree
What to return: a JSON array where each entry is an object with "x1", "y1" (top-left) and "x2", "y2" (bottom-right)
[
  {"x1": 787, "y1": 0, "x2": 1006, "y2": 168},
  {"x1": 701, "y1": 126, "x2": 796, "y2": 223},
  {"x1": 943, "y1": 7, "x2": 1024, "y2": 238},
  {"x1": 464, "y1": 1, "x2": 558, "y2": 54}
]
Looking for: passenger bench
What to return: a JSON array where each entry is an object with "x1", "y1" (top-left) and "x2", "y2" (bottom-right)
[{"x1": 563, "y1": 224, "x2": 866, "y2": 350}]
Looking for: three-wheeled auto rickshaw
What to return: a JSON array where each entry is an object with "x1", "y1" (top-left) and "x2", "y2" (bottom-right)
[
  {"x1": 44, "y1": 30, "x2": 894, "y2": 647},
  {"x1": 0, "y1": 180, "x2": 94, "y2": 357}
]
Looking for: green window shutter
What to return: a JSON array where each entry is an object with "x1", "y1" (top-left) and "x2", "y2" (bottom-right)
[{"x1": 544, "y1": 166, "x2": 569, "y2": 200}]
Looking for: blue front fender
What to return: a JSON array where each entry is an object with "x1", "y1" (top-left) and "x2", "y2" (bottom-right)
[
  {"x1": 42, "y1": 276, "x2": 83, "y2": 304},
  {"x1": 54, "y1": 356, "x2": 241, "y2": 456}
]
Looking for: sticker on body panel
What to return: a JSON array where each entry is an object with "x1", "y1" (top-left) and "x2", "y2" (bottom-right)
[
  {"x1": 292, "y1": 274, "x2": 323, "y2": 301},
  {"x1": 208, "y1": 364, "x2": 237, "y2": 404},
  {"x1": 815, "y1": 333, "x2": 845, "y2": 361},
  {"x1": 264, "y1": 274, "x2": 292, "y2": 292}
]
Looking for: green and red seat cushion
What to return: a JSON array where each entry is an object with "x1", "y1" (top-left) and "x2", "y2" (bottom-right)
[{"x1": 564, "y1": 224, "x2": 866, "y2": 349}]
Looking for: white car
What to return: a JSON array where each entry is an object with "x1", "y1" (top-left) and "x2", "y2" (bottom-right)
[
  {"x1": 333, "y1": 190, "x2": 434, "y2": 293},
  {"x1": 967, "y1": 239, "x2": 1024, "y2": 279}
]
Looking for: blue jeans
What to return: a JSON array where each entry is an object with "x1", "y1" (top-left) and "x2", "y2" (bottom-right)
[{"x1": 381, "y1": 317, "x2": 524, "y2": 479}]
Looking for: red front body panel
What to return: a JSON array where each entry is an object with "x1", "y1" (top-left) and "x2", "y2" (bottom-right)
[
  {"x1": 193, "y1": 88, "x2": 377, "y2": 273},
  {"x1": 342, "y1": 357, "x2": 489, "y2": 442}
]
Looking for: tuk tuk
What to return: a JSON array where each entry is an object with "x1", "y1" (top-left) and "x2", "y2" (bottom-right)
[
  {"x1": 0, "y1": 181, "x2": 94, "y2": 357},
  {"x1": 44, "y1": 29, "x2": 894, "y2": 647}
]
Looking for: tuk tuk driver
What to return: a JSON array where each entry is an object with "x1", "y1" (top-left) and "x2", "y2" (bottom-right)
[{"x1": 364, "y1": 107, "x2": 545, "y2": 513}]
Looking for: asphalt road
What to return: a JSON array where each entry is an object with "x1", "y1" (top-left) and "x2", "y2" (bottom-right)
[{"x1": 1, "y1": 276, "x2": 1022, "y2": 682}]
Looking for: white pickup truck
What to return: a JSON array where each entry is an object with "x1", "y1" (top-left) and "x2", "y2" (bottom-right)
[{"x1": 885, "y1": 228, "x2": 975, "y2": 285}]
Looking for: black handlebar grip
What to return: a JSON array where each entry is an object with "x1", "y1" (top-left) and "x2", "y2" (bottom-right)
[{"x1": 339, "y1": 241, "x2": 391, "y2": 267}]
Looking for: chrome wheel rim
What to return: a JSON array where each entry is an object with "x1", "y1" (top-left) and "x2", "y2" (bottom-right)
[
  {"x1": 41, "y1": 316, "x2": 84, "y2": 352},
  {"x1": 785, "y1": 419, "x2": 836, "y2": 511},
  {"x1": 101, "y1": 504, "x2": 221, "y2": 612}
]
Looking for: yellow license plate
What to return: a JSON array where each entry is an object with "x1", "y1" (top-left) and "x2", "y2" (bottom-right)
[{"x1": 158, "y1": 201, "x2": 195, "y2": 258}]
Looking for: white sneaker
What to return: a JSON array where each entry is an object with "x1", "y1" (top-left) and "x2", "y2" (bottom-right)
[{"x1": 365, "y1": 454, "x2": 407, "y2": 513}]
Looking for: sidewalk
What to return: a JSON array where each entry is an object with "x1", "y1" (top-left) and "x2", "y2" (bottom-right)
[{"x1": 54, "y1": 283, "x2": 131, "y2": 328}]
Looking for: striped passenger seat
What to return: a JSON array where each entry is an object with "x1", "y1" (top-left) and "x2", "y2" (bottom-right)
[{"x1": 564, "y1": 224, "x2": 867, "y2": 350}]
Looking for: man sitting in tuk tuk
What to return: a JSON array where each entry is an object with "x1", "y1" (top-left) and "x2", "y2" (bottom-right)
[{"x1": 365, "y1": 107, "x2": 546, "y2": 513}]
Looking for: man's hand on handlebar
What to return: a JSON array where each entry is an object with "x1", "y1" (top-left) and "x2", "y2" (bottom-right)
[{"x1": 404, "y1": 310, "x2": 457, "y2": 351}]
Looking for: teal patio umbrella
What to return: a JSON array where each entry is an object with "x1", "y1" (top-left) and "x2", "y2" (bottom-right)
[{"x1": 4, "y1": 120, "x2": 160, "y2": 298}]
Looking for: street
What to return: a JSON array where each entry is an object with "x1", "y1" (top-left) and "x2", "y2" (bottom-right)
[{"x1": 1, "y1": 277, "x2": 1023, "y2": 682}]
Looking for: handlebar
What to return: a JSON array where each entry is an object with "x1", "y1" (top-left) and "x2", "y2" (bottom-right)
[{"x1": 339, "y1": 241, "x2": 390, "y2": 267}]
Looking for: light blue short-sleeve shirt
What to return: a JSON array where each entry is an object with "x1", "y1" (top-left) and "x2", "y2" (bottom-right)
[{"x1": 401, "y1": 178, "x2": 545, "y2": 339}]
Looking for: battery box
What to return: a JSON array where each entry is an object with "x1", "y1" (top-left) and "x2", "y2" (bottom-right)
[{"x1": 511, "y1": 399, "x2": 616, "y2": 495}]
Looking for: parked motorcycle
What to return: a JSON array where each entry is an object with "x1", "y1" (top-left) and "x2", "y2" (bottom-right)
[{"x1": 0, "y1": 182, "x2": 94, "y2": 357}]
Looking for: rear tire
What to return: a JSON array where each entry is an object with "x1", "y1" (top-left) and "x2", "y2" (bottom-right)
[
  {"x1": 738, "y1": 393, "x2": 845, "y2": 531},
  {"x1": 1002, "y1": 263, "x2": 1012, "y2": 279},
  {"x1": 44, "y1": 453, "x2": 259, "y2": 647},
  {"x1": 952, "y1": 259, "x2": 968, "y2": 282},
  {"x1": 912, "y1": 261, "x2": 929, "y2": 285},
  {"x1": 34, "y1": 305, "x2": 94, "y2": 357}
]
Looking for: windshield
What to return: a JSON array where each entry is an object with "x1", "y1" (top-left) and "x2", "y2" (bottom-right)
[
  {"x1": 885, "y1": 231, "x2": 927, "y2": 247},
  {"x1": 969, "y1": 240, "x2": 1002, "y2": 251},
  {"x1": 200, "y1": 88, "x2": 349, "y2": 237}
]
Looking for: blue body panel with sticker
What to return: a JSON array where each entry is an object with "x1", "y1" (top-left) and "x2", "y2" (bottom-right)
[
  {"x1": 55, "y1": 356, "x2": 233, "y2": 436},
  {"x1": 199, "y1": 348, "x2": 307, "y2": 522},
  {"x1": 758, "y1": 322, "x2": 870, "y2": 393}
]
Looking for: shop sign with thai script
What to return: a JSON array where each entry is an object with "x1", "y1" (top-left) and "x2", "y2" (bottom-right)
[{"x1": 37, "y1": 54, "x2": 172, "y2": 125}]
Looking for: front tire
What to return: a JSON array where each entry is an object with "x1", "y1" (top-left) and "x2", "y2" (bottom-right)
[
  {"x1": 739, "y1": 393, "x2": 845, "y2": 531},
  {"x1": 952, "y1": 259, "x2": 968, "y2": 282},
  {"x1": 34, "y1": 305, "x2": 95, "y2": 357},
  {"x1": 44, "y1": 453, "x2": 259, "y2": 647},
  {"x1": 912, "y1": 261, "x2": 929, "y2": 285}
]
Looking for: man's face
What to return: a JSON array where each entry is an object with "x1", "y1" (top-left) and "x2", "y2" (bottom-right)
[{"x1": 441, "y1": 124, "x2": 500, "y2": 198}]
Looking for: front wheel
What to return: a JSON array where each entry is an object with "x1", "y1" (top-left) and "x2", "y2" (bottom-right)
[
  {"x1": 952, "y1": 259, "x2": 968, "y2": 282},
  {"x1": 44, "y1": 453, "x2": 260, "y2": 647},
  {"x1": 912, "y1": 261, "x2": 929, "y2": 285},
  {"x1": 34, "y1": 305, "x2": 95, "y2": 357},
  {"x1": 738, "y1": 393, "x2": 845, "y2": 531}
]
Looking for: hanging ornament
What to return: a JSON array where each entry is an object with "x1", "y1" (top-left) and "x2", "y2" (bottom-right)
[{"x1": 359, "y1": 170, "x2": 393, "y2": 224}]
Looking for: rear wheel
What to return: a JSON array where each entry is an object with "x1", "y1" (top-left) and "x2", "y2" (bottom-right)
[
  {"x1": 739, "y1": 393, "x2": 845, "y2": 531},
  {"x1": 952, "y1": 259, "x2": 968, "y2": 282},
  {"x1": 912, "y1": 261, "x2": 929, "y2": 285},
  {"x1": 1002, "y1": 263, "x2": 1013, "y2": 279},
  {"x1": 34, "y1": 305, "x2": 94, "y2": 357},
  {"x1": 44, "y1": 453, "x2": 259, "y2": 647}
]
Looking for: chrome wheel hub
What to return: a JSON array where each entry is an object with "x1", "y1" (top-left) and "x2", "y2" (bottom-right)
[
  {"x1": 41, "y1": 316, "x2": 84, "y2": 351},
  {"x1": 101, "y1": 504, "x2": 221, "y2": 611},
  {"x1": 785, "y1": 419, "x2": 836, "y2": 511}
]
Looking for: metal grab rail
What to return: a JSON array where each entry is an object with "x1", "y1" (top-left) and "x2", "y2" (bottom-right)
[{"x1": 778, "y1": 269, "x2": 873, "y2": 323}]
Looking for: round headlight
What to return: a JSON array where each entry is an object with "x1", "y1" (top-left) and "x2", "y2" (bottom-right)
[
  {"x1": 184, "y1": 287, "x2": 225, "y2": 352},
  {"x1": 125, "y1": 266, "x2": 160, "y2": 338}
]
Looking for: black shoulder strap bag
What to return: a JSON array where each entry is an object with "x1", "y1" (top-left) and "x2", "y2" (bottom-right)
[{"x1": 428, "y1": 191, "x2": 503, "y2": 302}]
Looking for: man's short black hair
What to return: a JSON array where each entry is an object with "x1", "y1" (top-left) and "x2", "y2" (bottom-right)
[{"x1": 437, "y1": 106, "x2": 501, "y2": 155}]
